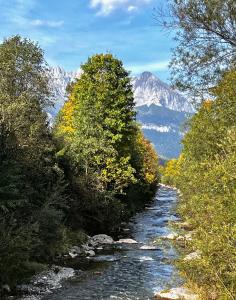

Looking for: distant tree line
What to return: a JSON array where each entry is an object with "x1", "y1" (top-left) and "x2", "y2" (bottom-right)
[{"x1": 0, "y1": 36, "x2": 159, "y2": 290}]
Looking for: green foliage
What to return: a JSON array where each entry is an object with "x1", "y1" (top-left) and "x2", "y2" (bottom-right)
[
  {"x1": 175, "y1": 69, "x2": 236, "y2": 299},
  {"x1": 156, "y1": 0, "x2": 236, "y2": 98},
  {"x1": 0, "y1": 36, "x2": 68, "y2": 287},
  {"x1": 54, "y1": 53, "x2": 159, "y2": 233},
  {"x1": 0, "y1": 40, "x2": 159, "y2": 289}
]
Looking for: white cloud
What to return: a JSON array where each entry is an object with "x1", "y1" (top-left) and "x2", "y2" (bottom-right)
[
  {"x1": 1, "y1": 1, "x2": 64, "y2": 29},
  {"x1": 127, "y1": 5, "x2": 137, "y2": 12},
  {"x1": 90, "y1": 0, "x2": 151, "y2": 16},
  {"x1": 127, "y1": 60, "x2": 169, "y2": 74},
  {"x1": 31, "y1": 19, "x2": 64, "y2": 28}
]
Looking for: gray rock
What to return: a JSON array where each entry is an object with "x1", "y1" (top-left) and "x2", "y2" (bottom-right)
[
  {"x1": 69, "y1": 246, "x2": 83, "y2": 258},
  {"x1": 115, "y1": 238, "x2": 138, "y2": 244},
  {"x1": 176, "y1": 233, "x2": 193, "y2": 242},
  {"x1": 89, "y1": 234, "x2": 114, "y2": 247},
  {"x1": 69, "y1": 244, "x2": 96, "y2": 258},
  {"x1": 85, "y1": 249, "x2": 95, "y2": 257},
  {"x1": 139, "y1": 245, "x2": 158, "y2": 250},
  {"x1": 17, "y1": 266, "x2": 75, "y2": 296},
  {"x1": 82, "y1": 244, "x2": 94, "y2": 251},
  {"x1": 154, "y1": 287, "x2": 198, "y2": 300},
  {"x1": 161, "y1": 233, "x2": 178, "y2": 240},
  {"x1": 69, "y1": 251, "x2": 78, "y2": 258},
  {"x1": 1, "y1": 284, "x2": 11, "y2": 293},
  {"x1": 71, "y1": 246, "x2": 82, "y2": 253}
]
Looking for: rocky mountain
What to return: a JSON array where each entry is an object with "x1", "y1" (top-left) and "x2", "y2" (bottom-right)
[
  {"x1": 132, "y1": 72, "x2": 194, "y2": 113},
  {"x1": 48, "y1": 67, "x2": 193, "y2": 159},
  {"x1": 48, "y1": 67, "x2": 81, "y2": 118}
]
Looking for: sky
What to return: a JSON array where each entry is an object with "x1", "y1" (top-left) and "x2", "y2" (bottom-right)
[{"x1": 0, "y1": 0, "x2": 176, "y2": 82}]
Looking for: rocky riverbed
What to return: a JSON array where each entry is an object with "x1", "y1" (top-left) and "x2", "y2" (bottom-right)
[{"x1": 9, "y1": 185, "x2": 198, "y2": 300}]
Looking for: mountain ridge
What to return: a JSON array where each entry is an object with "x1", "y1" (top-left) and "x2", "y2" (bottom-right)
[
  {"x1": 48, "y1": 67, "x2": 193, "y2": 158},
  {"x1": 131, "y1": 71, "x2": 194, "y2": 112},
  {"x1": 49, "y1": 67, "x2": 193, "y2": 114}
]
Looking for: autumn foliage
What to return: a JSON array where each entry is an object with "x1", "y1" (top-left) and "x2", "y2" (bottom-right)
[{"x1": 54, "y1": 53, "x2": 159, "y2": 233}]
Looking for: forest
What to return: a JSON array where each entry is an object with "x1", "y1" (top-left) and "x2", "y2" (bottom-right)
[
  {"x1": 0, "y1": 0, "x2": 236, "y2": 299},
  {"x1": 0, "y1": 37, "x2": 159, "y2": 290}
]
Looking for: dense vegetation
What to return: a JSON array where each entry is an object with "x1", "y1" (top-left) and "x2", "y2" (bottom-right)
[
  {"x1": 0, "y1": 38, "x2": 159, "y2": 290},
  {"x1": 162, "y1": 70, "x2": 236, "y2": 299},
  {"x1": 160, "y1": 0, "x2": 236, "y2": 298},
  {"x1": 54, "y1": 54, "x2": 159, "y2": 233},
  {"x1": 0, "y1": 36, "x2": 68, "y2": 287}
]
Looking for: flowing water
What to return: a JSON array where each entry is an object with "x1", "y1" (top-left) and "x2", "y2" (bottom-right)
[{"x1": 40, "y1": 185, "x2": 183, "y2": 300}]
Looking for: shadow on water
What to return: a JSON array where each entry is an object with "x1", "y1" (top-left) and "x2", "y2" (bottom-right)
[{"x1": 39, "y1": 186, "x2": 183, "y2": 300}]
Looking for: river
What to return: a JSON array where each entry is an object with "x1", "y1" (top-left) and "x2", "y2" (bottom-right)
[{"x1": 39, "y1": 185, "x2": 183, "y2": 300}]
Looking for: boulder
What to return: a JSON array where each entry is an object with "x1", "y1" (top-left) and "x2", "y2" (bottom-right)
[
  {"x1": 89, "y1": 234, "x2": 114, "y2": 247},
  {"x1": 17, "y1": 267, "x2": 75, "y2": 295},
  {"x1": 69, "y1": 244, "x2": 96, "y2": 258},
  {"x1": 85, "y1": 249, "x2": 95, "y2": 257},
  {"x1": 68, "y1": 245, "x2": 83, "y2": 258},
  {"x1": 154, "y1": 287, "x2": 198, "y2": 300},
  {"x1": 82, "y1": 244, "x2": 94, "y2": 251}
]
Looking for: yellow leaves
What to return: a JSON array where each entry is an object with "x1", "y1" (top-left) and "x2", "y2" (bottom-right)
[
  {"x1": 145, "y1": 173, "x2": 155, "y2": 184},
  {"x1": 162, "y1": 158, "x2": 182, "y2": 186},
  {"x1": 99, "y1": 156, "x2": 136, "y2": 193},
  {"x1": 54, "y1": 96, "x2": 75, "y2": 140},
  {"x1": 202, "y1": 99, "x2": 213, "y2": 111},
  {"x1": 136, "y1": 130, "x2": 159, "y2": 186}
]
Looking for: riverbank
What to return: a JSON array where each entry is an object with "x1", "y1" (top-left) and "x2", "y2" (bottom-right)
[{"x1": 5, "y1": 186, "x2": 184, "y2": 300}]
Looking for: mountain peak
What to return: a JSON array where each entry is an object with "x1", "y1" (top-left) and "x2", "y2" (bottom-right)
[
  {"x1": 140, "y1": 71, "x2": 154, "y2": 79},
  {"x1": 49, "y1": 67, "x2": 194, "y2": 115},
  {"x1": 132, "y1": 71, "x2": 194, "y2": 113}
]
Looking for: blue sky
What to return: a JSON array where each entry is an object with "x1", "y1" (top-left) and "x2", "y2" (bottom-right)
[{"x1": 0, "y1": 0, "x2": 175, "y2": 81}]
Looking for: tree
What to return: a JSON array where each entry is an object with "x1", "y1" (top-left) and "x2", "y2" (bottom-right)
[
  {"x1": 173, "y1": 68, "x2": 236, "y2": 299},
  {"x1": 54, "y1": 53, "x2": 159, "y2": 233},
  {"x1": 155, "y1": 0, "x2": 236, "y2": 99},
  {"x1": 0, "y1": 36, "x2": 67, "y2": 287},
  {"x1": 161, "y1": 157, "x2": 181, "y2": 186},
  {"x1": 55, "y1": 54, "x2": 137, "y2": 194}
]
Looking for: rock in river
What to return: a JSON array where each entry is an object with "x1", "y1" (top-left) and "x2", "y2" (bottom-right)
[
  {"x1": 115, "y1": 238, "x2": 138, "y2": 244},
  {"x1": 140, "y1": 245, "x2": 158, "y2": 250},
  {"x1": 154, "y1": 287, "x2": 198, "y2": 300}
]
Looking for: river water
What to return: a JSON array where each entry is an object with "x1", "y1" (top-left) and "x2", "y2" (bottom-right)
[{"x1": 40, "y1": 186, "x2": 182, "y2": 300}]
